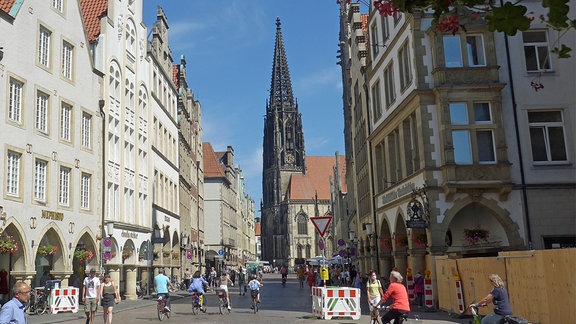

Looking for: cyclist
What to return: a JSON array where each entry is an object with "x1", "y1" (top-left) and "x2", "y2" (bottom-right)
[
  {"x1": 468, "y1": 274, "x2": 513, "y2": 324},
  {"x1": 248, "y1": 274, "x2": 263, "y2": 305},
  {"x1": 188, "y1": 271, "x2": 208, "y2": 312},
  {"x1": 154, "y1": 268, "x2": 175, "y2": 312},
  {"x1": 219, "y1": 272, "x2": 233, "y2": 310},
  {"x1": 376, "y1": 271, "x2": 410, "y2": 324}
]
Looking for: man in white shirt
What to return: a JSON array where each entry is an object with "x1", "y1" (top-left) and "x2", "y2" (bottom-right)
[{"x1": 82, "y1": 268, "x2": 101, "y2": 324}]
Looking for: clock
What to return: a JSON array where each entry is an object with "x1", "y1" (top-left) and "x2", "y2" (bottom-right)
[{"x1": 285, "y1": 153, "x2": 295, "y2": 164}]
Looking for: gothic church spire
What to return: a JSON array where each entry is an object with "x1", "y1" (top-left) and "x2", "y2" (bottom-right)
[{"x1": 269, "y1": 17, "x2": 295, "y2": 110}]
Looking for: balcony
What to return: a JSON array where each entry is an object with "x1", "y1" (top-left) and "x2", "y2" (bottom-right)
[{"x1": 441, "y1": 163, "x2": 512, "y2": 201}]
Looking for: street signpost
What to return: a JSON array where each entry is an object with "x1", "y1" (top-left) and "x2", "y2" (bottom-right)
[{"x1": 310, "y1": 216, "x2": 332, "y2": 237}]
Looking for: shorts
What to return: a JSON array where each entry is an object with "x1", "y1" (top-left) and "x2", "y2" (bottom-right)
[
  {"x1": 84, "y1": 298, "x2": 98, "y2": 312},
  {"x1": 219, "y1": 285, "x2": 228, "y2": 292}
]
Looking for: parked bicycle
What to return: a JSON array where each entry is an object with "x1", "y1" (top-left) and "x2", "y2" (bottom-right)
[
  {"x1": 136, "y1": 280, "x2": 144, "y2": 299},
  {"x1": 28, "y1": 288, "x2": 49, "y2": 315},
  {"x1": 217, "y1": 289, "x2": 230, "y2": 314},
  {"x1": 156, "y1": 295, "x2": 170, "y2": 321}
]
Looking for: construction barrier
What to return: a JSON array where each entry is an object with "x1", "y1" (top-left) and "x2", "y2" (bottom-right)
[
  {"x1": 453, "y1": 270, "x2": 465, "y2": 313},
  {"x1": 312, "y1": 286, "x2": 361, "y2": 320},
  {"x1": 424, "y1": 270, "x2": 434, "y2": 309},
  {"x1": 50, "y1": 287, "x2": 79, "y2": 314},
  {"x1": 406, "y1": 267, "x2": 415, "y2": 302}
]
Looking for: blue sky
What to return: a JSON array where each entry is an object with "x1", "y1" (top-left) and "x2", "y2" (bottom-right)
[{"x1": 143, "y1": 1, "x2": 349, "y2": 216}]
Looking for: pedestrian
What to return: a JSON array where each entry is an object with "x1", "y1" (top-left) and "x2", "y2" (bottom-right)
[
  {"x1": 99, "y1": 273, "x2": 119, "y2": 324},
  {"x1": 366, "y1": 270, "x2": 384, "y2": 312},
  {"x1": 353, "y1": 271, "x2": 363, "y2": 289},
  {"x1": 82, "y1": 268, "x2": 101, "y2": 324},
  {"x1": 230, "y1": 268, "x2": 236, "y2": 286},
  {"x1": 210, "y1": 267, "x2": 218, "y2": 288},
  {"x1": 468, "y1": 274, "x2": 513, "y2": 324},
  {"x1": 306, "y1": 268, "x2": 317, "y2": 296},
  {"x1": 349, "y1": 265, "x2": 357, "y2": 287},
  {"x1": 0, "y1": 281, "x2": 30, "y2": 324},
  {"x1": 184, "y1": 268, "x2": 192, "y2": 290},
  {"x1": 413, "y1": 271, "x2": 424, "y2": 308},
  {"x1": 238, "y1": 266, "x2": 246, "y2": 296}
]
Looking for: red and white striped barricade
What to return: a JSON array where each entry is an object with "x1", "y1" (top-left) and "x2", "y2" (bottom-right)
[
  {"x1": 50, "y1": 287, "x2": 79, "y2": 314},
  {"x1": 311, "y1": 286, "x2": 361, "y2": 320},
  {"x1": 406, "y1": 268, "x2": 415, "y2": 302},
  {"x1": 453, "y1": 271, "x2": 465, "y2": 313},
  {"x1": 424, "y1": 270, "x2": 434, "y2": 309}
]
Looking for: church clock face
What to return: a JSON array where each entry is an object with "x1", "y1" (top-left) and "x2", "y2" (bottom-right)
[{"x1": 285, "y1": 153, "x2": 295, "y2": 164}]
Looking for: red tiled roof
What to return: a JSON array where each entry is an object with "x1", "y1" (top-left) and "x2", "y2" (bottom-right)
[
  {"x1": 172, "y1": 65, "x2": 180, "y2": 88},
  {"x1": 255, "y1": 222, "x2": 261, "y2": 236},
  {"x1": 0, "y1": 0, "x2": 15, "y2": 15},
  {"x1": 361, "y1": 14, "x2": 368, "y2": 34},
  {"x1": 80, "y1": 0, "x2": 108, "y2": 42},
  {"x1": 288, "y1": 155, "x2": 346, "y2": 201},
  {"x1": 202, "y1": 142, "x2": 226, "y2": 179}
]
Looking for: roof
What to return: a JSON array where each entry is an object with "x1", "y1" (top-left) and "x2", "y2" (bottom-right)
[
  {"x1": 287, "y1": 155, "x2": 346, "y2": 201},
  {"x1": 202, "y1": 142, "x2": 226, "y2": 179},
  {"x1": 0, "y1": 0, "x2": 15, "y2": 14},
  {"x1": 361, "y1": 14, "x2": 368, "y2": 34},
  {"x1": 80, "y1": 0, "x2": 108, "y2": 42},
  {"x1": 255, "y1": 222, "x2": 261, "y2": 236}
]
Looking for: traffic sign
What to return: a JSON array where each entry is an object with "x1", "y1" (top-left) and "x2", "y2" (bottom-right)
[
  {"x1": 186, "y1": 249, "x2": 193, "y2": 260},
  {"x1": 218, "y1": 249, "x2": 224, "y2": 255},
  {"x1": 310, "y1": 216, "x2": 332, "y2": 237},
  {"x1": 103, "y1": 238, "x2": 112, "y2": 248},
  {"x1": 318, "y1": 238, "x2": 325, "y2": 251},
  {"x1": 337, "y1": 239, "x2": 346, "y2": 246}
]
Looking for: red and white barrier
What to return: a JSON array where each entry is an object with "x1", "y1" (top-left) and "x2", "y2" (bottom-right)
[
  {"x1": 406, "y1": 268, "x2": 415, "y2": 302},
  {"x1": 424, "y1": 270, "x2": 434, "y2": 309},
  {"x1": 51, "y1": 287, "x2": 79, "y2": 314},
  {"x1": 311, "y1": 286, "x2": 361, "y2": 320},
  {"x1": 453, "y1": 271, "x2": 465, "y2": 313}
]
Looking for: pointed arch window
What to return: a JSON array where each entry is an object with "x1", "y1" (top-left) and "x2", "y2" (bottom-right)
[
  {"x1": 297, "y1": 214, "x2": 308, "y2": 235},
  {"x1": 297, "y1": 245, "x2": 303, "y2": 258},
  {"x1": 305, "y1": 245, "x2": 311, "y2": 259}
]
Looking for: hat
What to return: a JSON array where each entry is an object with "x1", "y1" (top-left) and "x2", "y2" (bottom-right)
[{"x1": 90, "y1": 268, "x2": 96, "y2": 273}]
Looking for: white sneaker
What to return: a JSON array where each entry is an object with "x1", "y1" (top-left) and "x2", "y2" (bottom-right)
[
  {"x1": 164, "y1": 306, "x2": 170, "y2": 312},
  {"x1": 227, "y1": 305, "x2": 231, "y2": 310}
]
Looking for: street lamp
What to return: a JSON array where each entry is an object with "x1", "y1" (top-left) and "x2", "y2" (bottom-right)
[{"x1": 106, "y1": 222, "x2": 114, "y2": 238}]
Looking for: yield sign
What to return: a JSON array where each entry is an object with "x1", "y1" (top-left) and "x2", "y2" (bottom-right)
[{"x1": 310, "y1": 216, "x2": 332, "y2": 237}]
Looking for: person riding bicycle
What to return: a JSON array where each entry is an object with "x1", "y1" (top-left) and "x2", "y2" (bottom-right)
[
  {"x1": 376, "y1": 271, "x2": 410, "y2": 324},
  {"x1": 248, "y1": 275, "x2": 263, "y2": 305},
  {"x1": 468, "y1": 274, "x2": 513, "y2": 324},
  {"x1": 219, "y1": 272, "x2": 233, "y2": 310},
  {"x1": 188, "y1": 271, "x2": 208, "y2": 312},
  {"x1": 154, "y1": 268, "x2": 175, "y2": 312}
]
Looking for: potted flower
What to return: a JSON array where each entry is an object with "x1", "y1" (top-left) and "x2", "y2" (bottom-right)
[
  {"x1": 0, "y1": 236, "x2": 19, "y2": 254},
  {"x1": 122, "y1": 250, "x2": 133, "y2": 260},
  {"x1": 464, "y1": 228, "x2": 490, "y2": 245},
  {"x1": 74, "y1": 249, "x2": 94, "y2": 262},
  {"x1": 412, "y1": 232, "x2": 428, "y2": 247},
  {"x1": 395, "y1": 235, "x2": 408, "y2": 248},
  {"x1": 38, "y1": 245, "x2": 58, "y2": 256},
  {"x1": 380, "y1": 237, "x2": 392, "y2": 249}
]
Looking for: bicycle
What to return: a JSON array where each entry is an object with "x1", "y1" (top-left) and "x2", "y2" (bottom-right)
[
  {"x1": 190, "y1": 292, "x2": 206, "y2": 315},
  {"x1": 377, "y1": 306, "x2": 409, "y2": 324},
  {"x1": 156, "y1": 295, "x2": 170, "y2": 321},
  {"x1": 250, "y1": 289, "x2": 259, "y2": 313},
  {"x1": 29, "y1": 289, "x2": 49, "y2": 315},
  {"x1": 469, "y1": 305, "x2": 529, "y2": 324},
  {"x1": 217, "y1": 289, "x2": 230, "y2": 314}
]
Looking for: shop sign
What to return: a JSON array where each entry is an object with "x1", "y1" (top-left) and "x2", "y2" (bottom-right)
[
  {"x1": 41, "y1": 210, "x2": 64, "y2": 221},
  {"x1": 121, "y1": 231, "x2": 138, "y2": 238}
]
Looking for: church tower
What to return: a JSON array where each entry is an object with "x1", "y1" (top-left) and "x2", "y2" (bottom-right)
[{"x1": 261, "y1": 17, "x2": 305, "y2": 265}]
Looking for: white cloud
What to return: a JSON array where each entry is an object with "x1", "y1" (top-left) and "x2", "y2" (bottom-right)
[{"x1": 295, "y1": 68, "x2": 341, "y2": 94}]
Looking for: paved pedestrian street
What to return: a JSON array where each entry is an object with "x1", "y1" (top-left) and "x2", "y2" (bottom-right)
[{"x1": 29, "y1": 274, "x2": 472, "y2": 324}]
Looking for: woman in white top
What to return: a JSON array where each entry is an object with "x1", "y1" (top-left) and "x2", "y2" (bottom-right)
[{"x1": 219, "y1": 273, "x2": 233, "y2": 310}]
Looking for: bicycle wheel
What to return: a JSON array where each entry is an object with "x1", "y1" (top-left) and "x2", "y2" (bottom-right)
[
  {"x1": 253, "y1": 299, "x2": 257, "y2": 314},
  {"x1": 35, "y1": 299, "x2": 47, "y2": 315},
  {"x1": 165, "y1": 308, "x2": 170, "y2": 319},
  {"x1": 192, "y1": 300, "x2": 199, "y2": 315},
  {"x1": 157, "y1": 303, "x2": 165, "y2": 321},
  {"x1": 218, "y1": 298, "x2": 224, "y2": 314}
]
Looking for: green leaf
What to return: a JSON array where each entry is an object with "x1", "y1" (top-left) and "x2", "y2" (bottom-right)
[
  {"x1": 552, "y1": 44, "x2": 572, "y2": 58},
  {"x1": 486, "y1": 2, "x2": 531, "y2": 35},
  {"x1": 542, "y1": 0, "x2": 570, "y2": 29}
]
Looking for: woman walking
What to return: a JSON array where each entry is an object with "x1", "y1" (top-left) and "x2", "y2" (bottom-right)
[
  {"x1": 99, "y1": 273, "x2": 119, "y2": 324},
  {"x1": 366, "y1": 270, "x2": 384, "y2": 312}
]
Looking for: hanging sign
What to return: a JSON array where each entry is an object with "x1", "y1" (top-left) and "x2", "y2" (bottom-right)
[{"x1": 310, "y1": 216, "x2": 332, "y2": 237}]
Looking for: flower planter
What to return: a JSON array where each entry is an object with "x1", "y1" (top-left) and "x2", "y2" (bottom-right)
[
  {"x1": 38, "y1": 245, "x2": 58, "y2": 256},
  {"x1": 0, "y1": 236, "x2": 19, "y2": 254}
]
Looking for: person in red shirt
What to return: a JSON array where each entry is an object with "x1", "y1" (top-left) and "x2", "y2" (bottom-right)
[{"x1": 377, "y1": 270, "x2": 410, "y2": 324}]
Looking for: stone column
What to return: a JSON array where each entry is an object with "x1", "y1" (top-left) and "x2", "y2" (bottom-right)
[
  {"x1": 124, "y1": 266, "x2": 137, "y2": 300},
  {"x1": 140, "y1": 267, "x2": 150, "y2": 295},
  {"x1": 408, "y1": 248, "x2": 427, "y2": 274},
  {"x1": 378, "y1": 250, "x2": 393, "y2": 277},
  {"x1": 106, "y1": 265, "x2": 121, "y2": 293},
  {"x1": 393, "y1": 249, "x2": 408, "y2": 275}
]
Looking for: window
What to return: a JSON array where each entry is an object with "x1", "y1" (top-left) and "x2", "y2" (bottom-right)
[
  {"x1": 60, "y1": 102, "x2": 72, "y2": 142},
  {"x1": 523, "y1": 30, "x2": 552, "y2": 72},
  {"x1": 81, "y1": 173, "x2": 91, "y2": 209},
  {"x1": 380, "y1": 15, "x2": 389, "y2": 44},
  {"x1": 383, "y1": 63, "x2": 395, "y2": 107},
  {"x1": 398, "y1": 42, "x2": 412, "y2": 90},
  {"x1": 528, "y1": 111, "x2": 567, "y2": 162},
  {"x1": 52, "y1": 0, "x2": 63, "y2": 12},
  {"x1": 125, "y1": 22, "x2": 136, "y2": 56},
  {"x1": 36, "y1": 91, "x2": 49, "y2": 133},
  {"x1": 34, "y1": 159, "x2": 47, "y2": 201},
  {"x1": 450, "y1": 102, "x2": 496, "y2": 164},
  {"x1": 443, "y1": 34, "x2": 486, "y2": 68},
  {"x1": 371, "y1": 22, "x2": 379, "y2": 57},
  {"x1": 59, "y1": 166, "x2": 71, "y2": 206},
  {"x1": 81, "y1": 112, "x2": 91, "y2": 148},
  {"x1": 371, "y1": 80, "x2": 382, "y2": 120},
  {"x1": 305, "y1": 245, "x2": 311, "y2": 259},
  {"x1": 297, "y1": 214, "x2": 308, "y2": 235},
  {"x1": 8, "y1": 78, "x2": 23, "y2": 123},
  {"x1": 38, "y1": 26, "x2": 51, "y2": 67},
  {"x1": 61, "y1": 41, "x2": 73, "y2": 80},
  {"x1": 6, "y1": 151, "x2": 21, "y2": 196}
]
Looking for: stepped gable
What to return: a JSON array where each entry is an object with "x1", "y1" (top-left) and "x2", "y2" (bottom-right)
[{"x1": 80, "y1": 0, "x2": 108, "y2": 42}]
